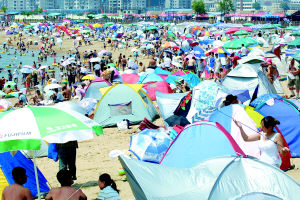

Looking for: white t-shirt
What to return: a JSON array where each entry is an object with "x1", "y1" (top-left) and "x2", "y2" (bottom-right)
[{"x1": 241, "y1": 47, "x2": 247, "y2": 56}]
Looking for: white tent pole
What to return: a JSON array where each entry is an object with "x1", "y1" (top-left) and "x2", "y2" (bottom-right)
[{"x1": 33, "y1": 152, "x2": 41, "y2": 200}]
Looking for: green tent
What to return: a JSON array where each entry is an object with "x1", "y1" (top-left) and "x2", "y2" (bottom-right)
[
  {"x1": 243, "y1": 23, "x2": 254, "y2": 27},
  {"x1": 76, "y1": 19, "x2": 84, "y2": 23},
  {"x1": 291, "y1": 31, "x2": 300, "y2": 36},
  {"x1": 233, "y1": 30, "x2": 250, "y2": 36},
  {"x1": 292, "y1": 51, "x2": 300, "y2": 61},
  {"x1": 93, "y1": 84, "x2": 158, "y2": 127}
]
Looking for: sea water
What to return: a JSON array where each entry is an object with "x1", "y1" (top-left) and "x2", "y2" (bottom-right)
[{"x1": 0, "y1": 47, "x2": 61, "y2": 88}]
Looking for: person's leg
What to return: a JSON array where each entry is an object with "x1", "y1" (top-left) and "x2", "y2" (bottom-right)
[
  {"x1": 68, "y1": 148, "x2": 77, "y2": 180},
  {"x1": 57, "y1": 148, "x2": 68, "y2": 171}
]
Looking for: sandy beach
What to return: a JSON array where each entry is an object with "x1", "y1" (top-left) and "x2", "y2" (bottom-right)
[{"x1": 0, "y1": 30, "x2": 299, "y2": 200}]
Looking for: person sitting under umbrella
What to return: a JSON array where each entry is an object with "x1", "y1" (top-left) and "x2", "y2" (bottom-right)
[
  {"x1": 45, "y1": 170, "x2": 86, "y2": 200},
  {"x1": 2, "y1": 167, "x2": 33, "y2": 200}
]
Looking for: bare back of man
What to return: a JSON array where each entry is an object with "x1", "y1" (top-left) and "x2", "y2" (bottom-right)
[
  {"x1": 2, "y1": 184, "x2": 33, "y2": 200},
  {"x1": 45, "y1": 186, "x2": 87, "y2": 200}
]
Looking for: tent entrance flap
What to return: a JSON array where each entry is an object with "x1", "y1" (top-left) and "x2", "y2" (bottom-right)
[{"x1": 109, "y1": 101, "x2": 133, "y2": 116}]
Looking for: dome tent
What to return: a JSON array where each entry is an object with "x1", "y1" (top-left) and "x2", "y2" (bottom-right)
[
  {"x1": 93, "y1": 84, "x2": 159, "y2": 127},
  {"x1": 119, "y1": 155, "x2": 300, "y2": 200}
]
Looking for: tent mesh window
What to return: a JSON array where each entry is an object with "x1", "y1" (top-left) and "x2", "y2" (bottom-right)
[{"x1": 109, "y1": 101, "x2": 132, "y2": 116}]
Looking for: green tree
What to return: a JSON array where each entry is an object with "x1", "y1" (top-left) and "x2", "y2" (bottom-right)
[
  {"x1": 25, "y1": 11, "x2": 33, "y2": 16},
  {"x1": 1, "y1": 6, "x2": 8, "y2": 14},
  {"x1": 252, "y1": 2, "x2": 261, "y2": 10},
  {"x1": 191, "y1": 0, "x2": 206, "y2": 15},
  {"x1": 37, "y1": 8, "x2": 43, "y2": 14},
  {"x1": 20, "y1": 11, "x2": 26, "y2": 15},
  {"x1": 77, "y1": 13, "x2": 84, "y2": 16},
  {"x1": 218, "y1": 0, "x2": 234, "y2": 15},
  {"x1": 280, "y1": 2, "x2": 290, "y2": 11}
]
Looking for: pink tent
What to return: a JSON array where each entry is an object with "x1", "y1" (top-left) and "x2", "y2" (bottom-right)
[
  {"x1": 121, "y1": 73, "x2": 140, "y2": 83},
  {"x1": 143, "y1": 81, "x2": 173, "y2": 100}
]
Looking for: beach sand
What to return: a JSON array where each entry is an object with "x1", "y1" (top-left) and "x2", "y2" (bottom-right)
[{"x1": 0, "y1": 31, "x2": 299, "y2": 199}]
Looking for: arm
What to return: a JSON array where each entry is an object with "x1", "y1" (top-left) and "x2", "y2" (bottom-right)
[
  {"x1": 45, "y1": 189, "x2": 53, "y2": 200},
  {"x1": 275, "y1": 134, "x2": 289, "y2": 156},
  {"x1": 234, "y1": 120, "x2": 260, "y2": 142}
]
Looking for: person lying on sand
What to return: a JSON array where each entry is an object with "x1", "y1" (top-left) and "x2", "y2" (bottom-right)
[
  {"x1": 45, "y1": 170, "x2": 87, "y2": 200},
  {"x1": 2, "y1": 167, "x2": 33, "y2": 200}
]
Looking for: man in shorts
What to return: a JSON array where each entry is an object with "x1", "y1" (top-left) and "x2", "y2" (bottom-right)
[{"x1": 288, "y1": 58, "x2": 300, "y2": 99}]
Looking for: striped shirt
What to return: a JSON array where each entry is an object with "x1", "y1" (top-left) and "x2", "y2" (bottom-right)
[{"x1": 97, "y1": 186, "x2": 120, "y2": 200}]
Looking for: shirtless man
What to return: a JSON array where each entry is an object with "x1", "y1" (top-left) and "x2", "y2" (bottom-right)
[
  {"x1": 45, "y1": 170, "x2": 87, "y2": 200},
  {"x1": 4, "y1": 85, "x2": 13, "y2": 94},
  {"x1": 62, "y1": 86, "x2": 72, "y2": 100},
  {"x1": 187, "y1": 57, "x2": 196, "y2": 73},
  {"x1": 2, "y1": 167, "x2": 33, "y2": 200},
  {"x1": 121, "y1": 55, "x2": 127, "y2": 71}
]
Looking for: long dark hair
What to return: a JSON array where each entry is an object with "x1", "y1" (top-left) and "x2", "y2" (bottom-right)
[
  {"x1": 99, "y1": 173, "x2": 119, "y2": 193},
  {"x1": 262, "y1": 116, "x2": 280, "y2": 129}
]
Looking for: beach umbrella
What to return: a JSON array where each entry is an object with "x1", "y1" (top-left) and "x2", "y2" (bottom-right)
[
  {"x1": 212, "y1": 40, "x2": 224, "y2": 48},
  {"x1": 0, "y1": 99, "x2": 14, "y2": 112},
  {"x1": 205, "y1": 47, "x2": 229, "y2": 57},
  {"x1": 98, "y1": 49, "x2": 109, "y2": 56},
  {"x1": 240, "y1": 27, "x2": 252, "y2": 32},
  {"x1": 221, "y1": 36, "x2": 232, "y2": 42},
  {"x1": 89, "y1": 57, "x2": 101, "y2": 63},
  {"x1": 225, "y1": 28, "x2": 239, "y2": 34},
  {"x1": 233, "y1": 30, "x2": 250, "y2": 36},
  {"x1": 129, "y1": 129, "x2": 172, "y2": 163},
  {"x1": 4, "y1": 81, "x2": 16, "y2": 89},
  {"x1": 93, "y1": 23, "x2": 102, "y2": 28},
  {"x1": 243, "y1": 22, "x2": 254, "y2": 27},
  {"x1": 146, "y1": 44, "x2": 155, "y2": 49},
  {"x1": 82, "y1": 74, "x2": 96, "y2": 80},
  {"x1": 286, "y1": 26, "x2": 296, "y2": 30},
  {"x1": 61, "y1": 59, "x2": 72, "y2": 66},
  {"x1": 162, "y1": 42, "x2": 178, "y2": 49},
  {"x1": 20, "y1": 68, "x2": 33, "y2": 74},
  {"x1": 223, "y1": 38, "x2": 257, "y2": 49},
  {"x1": 288, "y1": 38, "x2": 300, "y2": 48},
  {"x1": 128, "y1": 23, "x2": 137, "y2": 27},
  {"x1": 291, "y1": 31, "x2": 300, "y2": 36},
  {"x1": 38, "y1": 65, "x2": 48, "y2": 70},
  {"x1": 146, "y1": 26, "x2": 158, "y2": 31},
  {"x1": 262, "y1": 24, "x2": 276, "y2": 29},
  {"x1": 23, "y1": 65, "x2": 34, "y2": 69},
  {"x1": 0, "y1": 106, "x2": 100, "y2": 198},
  {"x1": 104, "y1": 22, "x2": 114, "y2": 26},
  {"x1": 44, "y1": 83, "x2": 61, "y2": 91},
  {"x1": 292, "y1": 51, "x2": 300, "y2": 61},
  {"x1": 202, "y1": 31, "x2": 212, "y2": 36}
]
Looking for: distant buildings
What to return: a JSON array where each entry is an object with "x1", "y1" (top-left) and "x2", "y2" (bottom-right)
[
  {"x1": 0, "y1": 0, "x2": 297, "y2": 14},
  {"x1": 165, "y1": 0, "x2": 191, "y2": 9}
]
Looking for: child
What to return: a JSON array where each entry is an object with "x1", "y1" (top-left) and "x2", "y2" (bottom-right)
[
  {"x1": 45, "y1": 170, "x2": 87, "y2": 200},
  {"x1": 96, "y1": 173, "x2": 120, "y2": 200}
]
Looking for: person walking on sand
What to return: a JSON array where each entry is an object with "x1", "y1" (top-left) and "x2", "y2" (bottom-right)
[
  {"x1": 2, "y1": 167, "x2": 33, "y2": 200},
  {"x1": 45, "y1": 170, "x2": 87, "y2": 200}
]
